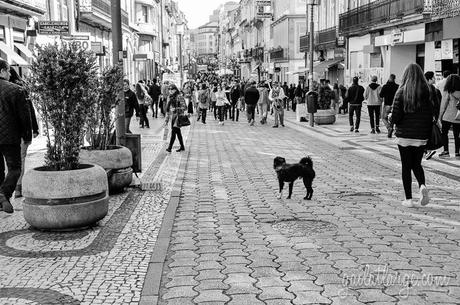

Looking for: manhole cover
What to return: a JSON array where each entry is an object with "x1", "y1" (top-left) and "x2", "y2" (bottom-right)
[{"x1": 271, "y1": 219, "x2": 337, "y2": 236}]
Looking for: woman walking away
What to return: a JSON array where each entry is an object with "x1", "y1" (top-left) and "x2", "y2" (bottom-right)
[
  {"x1": 165, "y1": 84, "x2": 187, "y2": 152},
  {"x1": 216, "y1": 84, "x2": 229, "y2": 125},
  {"x1": 390, "y1": 63, "x2": 433, "y2": 207},
  {"x1": 198, "y1": 83, "x2": 210, "y2": 124},
  {"x1": 438, "y1": 74, "x2": 460, "y2": 158},
  {"x1": 135, "y1": 81, "x2": 150, "y2": 128}
]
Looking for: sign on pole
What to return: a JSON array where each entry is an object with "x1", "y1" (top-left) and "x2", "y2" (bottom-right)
[{"x1": 38, "y1": 21, "x2": 69, "y2": 35}]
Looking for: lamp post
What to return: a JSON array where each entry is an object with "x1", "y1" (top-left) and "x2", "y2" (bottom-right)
[
  {"x1": 306, "y1": 0, "x2": 320, "y2": 127},
  {"x1": 176, "y1": 23, "x2": 184, "y2": 88}
]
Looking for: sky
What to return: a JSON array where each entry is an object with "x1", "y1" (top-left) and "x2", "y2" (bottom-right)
[{"x1": 176, "y1": 0, "x2": 230, "y2": 29}]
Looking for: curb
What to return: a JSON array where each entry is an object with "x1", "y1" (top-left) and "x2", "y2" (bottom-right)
[{"x1": 139, "y1": 124, "x2": 193, "y2": 305}]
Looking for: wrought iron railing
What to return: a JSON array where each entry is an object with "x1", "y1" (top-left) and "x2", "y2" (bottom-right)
[{"x1": 339, "y1": 0, "x2": 427, "y2": 34}]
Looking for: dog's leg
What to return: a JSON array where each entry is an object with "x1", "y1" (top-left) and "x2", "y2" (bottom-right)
[
  {"x1": 287, "y1": 182, "x2": 293, "y2": 199},
  {"x1": 303, "y1": 177, "x2": 313, "y2": 200},
  {"x1": 277, "y1": 180, "x2": 284, "y2": 199}
]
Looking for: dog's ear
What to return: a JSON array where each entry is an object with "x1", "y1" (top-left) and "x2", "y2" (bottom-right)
[{"x1": 274, "y1": 156, "x2": 286, "y2": 168}]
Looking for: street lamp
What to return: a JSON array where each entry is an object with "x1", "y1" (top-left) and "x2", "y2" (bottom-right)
[
  {"x1": 176, "y1": 22, "x2": 185, "y2": 88},
  {"x1": 306, "y1": 0, "x2": 320, "y2": 127}
]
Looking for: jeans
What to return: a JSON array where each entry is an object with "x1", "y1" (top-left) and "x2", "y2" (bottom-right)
[
  {"x1": 151, "y1": 97, "x2": 159, "y2": 118},
  {"x1": 201, "y1": 108, "x2": 207, "y2": 123},
  {"x1": 0, "y1": 144, "x2": 21, "y2": 200},
  {"x1": 258, "y1": 103, "x2": 268, "y2": 122},
  {"x1": 441, "y1": 120, "x2": 460, "y2": 154},
  {"x1": 381, "y1": 105, "x2": 392, "y2": 130},
  {"x1": 274, "y1": 106, "x2": 284, "y2": 126},
  {"x1": 125, "y1": 116, "x2": 132, "y2": 134},
  {"x1": 217, "y1": 106, "x2": 224, "y2": 122},
  {"x1": 398, "y1": 145, "x2": 425, "y2": 200},
  {"x1": 349, "y1": 105, "x2": 362, "y2": 129},
  {"x1": 368, "y1": 105, "x2": 381, "y2": 129},
  {"x1": 139, "y1": 104, "x2": 150, "y2": 128},
  {"x1": 230, "y1": 104, "x2": 239, "y2": 121},
  {"x1": 168, "y1": 126, "x2": 184, "y2": 149},
  {"x1": 246, "y1": 104, "x2": 256, "y2": 122},
  {"x1": 211, "y1": 101, "x2": 217, "y2": 119},
  {"x1": 16, "y1": 140, "x2": 30, "y2": 190}
]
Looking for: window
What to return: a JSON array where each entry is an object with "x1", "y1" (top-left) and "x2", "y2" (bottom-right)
[
  {"x1": 0, "y1": 26, "x2": 5, "y2": 42},
  {"x1": 142, "y1": 5, "x2": 148, "y2": 23}
]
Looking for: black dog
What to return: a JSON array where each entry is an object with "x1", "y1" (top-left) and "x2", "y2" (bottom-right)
[{"x1": 273, "y1": 156, "x2": 315, "y2": 200}]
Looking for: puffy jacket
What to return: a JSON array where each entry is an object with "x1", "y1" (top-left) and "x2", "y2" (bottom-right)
[
  {"x1": 391, "y1": 87, "x2": 433, "y2": 140},
  {"x1": 364, "y1": 83, "x2": 382, "y2": 106},
  {"x1": 0, "y1": 78, "x2": 32, "y2": 144}
]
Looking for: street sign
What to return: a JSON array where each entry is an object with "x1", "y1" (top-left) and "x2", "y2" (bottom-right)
[{"x1": 38, "y1": 21, "x2": 69, "y2": 35}]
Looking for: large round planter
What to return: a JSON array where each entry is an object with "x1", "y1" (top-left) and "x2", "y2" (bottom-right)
[
  {"x1": 22, "y1": 164, "x2": 109, "y2": 231},
  {"x1": 80, "y1": 145, "x2": 133, "y2": 193},
  {"x1": 314, "y1": 109, "x2": 336, "y2": 125}
]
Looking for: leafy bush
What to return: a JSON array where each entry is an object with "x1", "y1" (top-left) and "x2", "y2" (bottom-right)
[
  {"x1": 317, "y1": 85, "x2": 335, "y2": 110},
  {"x1": 27, "y1": 43, "x2": 98, "y2": 170},
  {"x1": 87, "y1": 65, "x2": 124, "y2": 150}
]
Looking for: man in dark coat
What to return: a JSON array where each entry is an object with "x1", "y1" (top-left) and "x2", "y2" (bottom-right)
[
  {"x1": 244, "y1": 81, "x2": 260, "y2": 126},
  {"x1": 148, "y1": 78, "x2": 162, "y2": 118},
  {"x1": 0, "y1": 59, "x2": 32, "y2": 213},
  {"x1": 379, "y1": 74, "x2": 399, "y2": 137},
  {"x1": 230, "y1": 80, "x2": 241, "y2": 121},
  {"x1": 123, "y1": 79, "x2": 139, "y2": 134},
  {"x1": 346, "y1": 76, "x2": 365, "y2": 132}
]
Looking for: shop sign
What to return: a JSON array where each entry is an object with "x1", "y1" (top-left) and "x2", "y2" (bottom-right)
[
  {"x1": 79, "y1": 0, "x2": 92, "y2": 13},
  {"x1": 256, "y1": 0, "x2": 272, "y2": 18},
  {"x1": 336, "y1": 36, "x2": 345, "y2": 47},
  {"x1": 441, "y1": 39, "x2": 453, "y2": 59},
  {"x1": 61, "y1": 33, "x2": 91, "y2": 50},
  {"x1": 38, "y1": 21, "x2": 69, "y2": 35},
  {"x1": 392, "y1": 32, "x2": 403, "y2": 44}
]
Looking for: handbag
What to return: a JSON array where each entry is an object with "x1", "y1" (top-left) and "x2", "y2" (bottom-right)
[
  {"x1": 426, "y1": 119, "x2": 443, "y2": 150},
  {"x1": 178, "y1": 114, "x2": 190, "y2": 127}
]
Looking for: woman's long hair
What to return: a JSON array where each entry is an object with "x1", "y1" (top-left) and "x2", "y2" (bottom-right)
[
  {"x1": 135, "y1": 82, "x2": 144, "y2": 99},
  {"x1": 400, "y1": 63, "x2": 429, "y2": 113}
]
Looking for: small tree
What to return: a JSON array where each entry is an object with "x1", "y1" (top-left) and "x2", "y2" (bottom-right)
[
  {"x1": 27, "y1": 43, "x2": 98, "y2": 171},
  {"x1": 87, "y1": 65, "x2": 124, "y2": 150},
  {"x1": 317, "y1": 85, "x2": 335, "y2": 110}
]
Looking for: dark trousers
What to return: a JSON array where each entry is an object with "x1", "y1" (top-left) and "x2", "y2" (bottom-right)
[
  {"x1": 151, "y1": 99, "x2": 159, "y2": 118},
  {"x1": 0, "y1": 144, "x2": 21, "y2": 200},
  {"x1": 368, "y1": 105, "x2": 381, "y2": 129},
  {"x1": 246, "y1": 104, "x2": 256, "y2": 122},
  {"x1": 441, "y1": 120, "x2": 460, "y2": 154},
  {"x1": 139, "y1": 104, "x2": 149, "y2": 127},
  {"x1": 398, "y1": 145, "x2": 425, "y2": 200},
  {"x1": 217, "y1": 106, "x2": 224, "y2": 122},
  {"x1": 212, "y1": 101, "x2": 217, "y2": 119},
  {"x1": 230, "y1": 104, "x2": 239, "y2": 121},
  {"x1": 201, "y1": 108, "x2": 207, "y2": 123},
  {"x1": 349, "y1": 105, "x2": 362, "y2": 129},
  {"x1": 168, "y1": 126, "x2": 184, "y2": 149}
]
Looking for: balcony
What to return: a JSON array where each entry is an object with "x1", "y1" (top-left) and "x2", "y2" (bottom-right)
[
  {"x1": 339, "y1": 0, "x2": 429, "y2": 35},
  {"x1": 80, "y1": 0, "x2": 129, "y2": 30}
]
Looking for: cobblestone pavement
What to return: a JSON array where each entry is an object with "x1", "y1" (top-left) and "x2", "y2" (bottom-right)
[
  {"x1": 0, "y1": 117, "x2": 190, "y2": 305},
  {"x1": 155, "y1": 113, "x2": 460, "y2": 305}
]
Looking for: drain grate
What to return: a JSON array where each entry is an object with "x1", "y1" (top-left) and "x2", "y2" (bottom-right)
[{"x1": 271, "y1": 219, "x2": 337, "y2": 236}]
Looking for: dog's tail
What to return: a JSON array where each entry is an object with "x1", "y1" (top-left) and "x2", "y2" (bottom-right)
[{"x1": 299, "y1": 156, "x2": 313, "y2": 167}]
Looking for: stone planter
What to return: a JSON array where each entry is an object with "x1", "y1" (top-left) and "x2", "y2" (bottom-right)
[
  {"x1": 22, "y1": 164, "x2": 109, "y2": 231},
  {"x1": 80, "y1": 145, "x2": 133, "y2": 193},
  {"x1": 314, "y1": 109, "x2": 336, "y2": 125}
]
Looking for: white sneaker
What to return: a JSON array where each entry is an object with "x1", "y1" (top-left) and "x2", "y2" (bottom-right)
[
  {"x1": 419, "y1": 185, "x2": 429, "y2": 206},
  {"x1": 402, "y1": 199, "x2": 415, "y2": 208}
]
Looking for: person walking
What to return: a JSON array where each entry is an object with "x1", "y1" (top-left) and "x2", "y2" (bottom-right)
[
  {"x1": 244, "y1": 81, "x2": 260, "y2": 126},
  {"x1": 0, "y1": 59, "x2": 32, "y2": 213},
  {"x1": 215, "y1": 84, "x2": 229, "y2": 125},
  {"x1": 390, "y1": 63, "x2": 433, "y2": 207},
  {"x1": 165, "y1": 84, "x2": 186, "y2": 152},
  {"x1": 269, "y1": 81, "x2": 286, "y2": 128},
  {"x1": 364, "y1": 75, "x2": 383, "y2": 134},
  {"x1": 347, "y1": 76, "x2": 365, "y2": 132},
  {"x1": 197, "y1": 83, "x2": 210, "y2": 124},
  {"x1": 338, "y1": 84, "x2": 348, "y2": 114},
  {"x1": 230, "y1": 80, "x2": 241, "y2": 121},
  {"x1": 282, "y1": 82, "x2": 289, "y2": 110},
  {"x1": 379, "y1": 74, "x2": 399, "y2": 138},
  {"x1": 160, "y1": 80, "x2": 169, "y2": 117},
  {"x1": 438, "y1": 74, "x2": 460, "y2": 158},
  {"x1": 123, "y1": 79, "x2": 140, "y2": 134},
  {"x1": 257, "y1": 82, "x2": 270, "y2": 124},
  {"x1": 424, "y1": 71, "x2": 442, "y2": 160},
  {"x1": 148, "y1": 78, "x2": 161, "y2": 118},
  {"x1": 135, "y1": 81, "x2": 150, "y2": 128},
  {"x1": 9, "y1": 68, "x2": 39, "y2": 199},
  {"x1": 210, "y1": 83, "x2": 218, "y2": 120}
]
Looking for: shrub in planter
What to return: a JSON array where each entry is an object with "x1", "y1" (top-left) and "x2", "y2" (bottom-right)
[
  {"x1": 23, "y1": 43, "x2": 109, "y2": 230},
  {"x1": 80, "y1": 65, "x2": 133, "y2": 193},
  {"x1": 314, "y1": 85, "x2": 336, "y2": 125}
]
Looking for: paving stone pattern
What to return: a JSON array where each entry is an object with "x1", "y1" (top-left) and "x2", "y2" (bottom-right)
[
  {"x1": 0, "y1": 126, "x2": 190, "y2": 304},
  {"x1": 158, "y1": 117, "x2": 460, "y2": 305}
]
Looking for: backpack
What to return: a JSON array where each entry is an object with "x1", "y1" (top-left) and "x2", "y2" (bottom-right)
[{"x1": 199, "y1": 91, "x2": 208, "y2": 104}]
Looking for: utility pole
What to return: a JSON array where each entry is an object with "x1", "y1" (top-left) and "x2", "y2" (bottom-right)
[
  {"x1": 111, "y1": 0, "x2": 125, "y2": 145},
  {"x1": 307, "y1": 0, "x2": 319, "y2": 127}
]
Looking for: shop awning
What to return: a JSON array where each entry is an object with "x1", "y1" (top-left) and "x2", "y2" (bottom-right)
[
  {"x1": 0, "y1": 41, "x2": 29, "y2": 66},
  {"x1": 14, "y1": 43, "x2": 34, "y2": 61},
  {"x1": 286, "y1": 67, "x2": 310, "y2": 75},
  {"x1": 313, "y1": 59, "x2": 344, "y2": 73}
]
